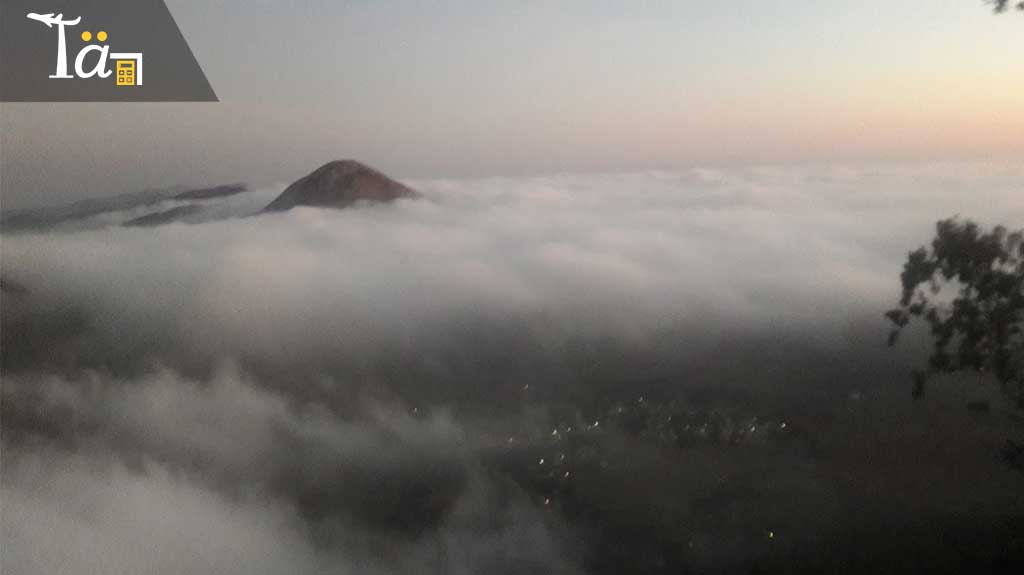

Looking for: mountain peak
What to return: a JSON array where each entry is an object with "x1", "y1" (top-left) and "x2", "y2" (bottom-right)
[{"x1": 263, "y1": 160, "x2": 418, "y2": 213}]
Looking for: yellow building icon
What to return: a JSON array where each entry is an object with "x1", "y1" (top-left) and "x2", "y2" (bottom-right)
[{"x1": 116, "y1": 60, "x2": 136, "y2": 86}]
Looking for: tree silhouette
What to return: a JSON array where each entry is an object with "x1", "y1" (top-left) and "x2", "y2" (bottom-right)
[
  {"x1": 988, "y1": 0, "x2": 1024, "y2": 12},
  {"x1": 886, "y1": 218, "x2": 1024, "y2": 408}
]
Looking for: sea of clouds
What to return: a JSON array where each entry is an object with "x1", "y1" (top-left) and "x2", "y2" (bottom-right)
[{"x1": 3, "y1": 163, "x2": 1023, "y2": 573}]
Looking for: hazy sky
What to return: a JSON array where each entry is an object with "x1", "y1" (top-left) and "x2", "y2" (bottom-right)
[{"x1": 2, "y1": 0, "x2": 1022, "y2": 208}]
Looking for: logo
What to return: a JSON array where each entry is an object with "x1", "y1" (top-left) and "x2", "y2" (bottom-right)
[
  {"x1": 1, "y1": 0, "x2": 217, "y2": 102},
  {"x1": 26, "y1": 12, "x2": 143, "y2": 87}
]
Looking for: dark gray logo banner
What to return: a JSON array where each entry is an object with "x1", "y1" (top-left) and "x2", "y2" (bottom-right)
[{"x1": 1, "y1": 0, "x2": 218, "y2": 101}]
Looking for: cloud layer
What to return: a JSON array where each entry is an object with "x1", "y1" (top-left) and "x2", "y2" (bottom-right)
[{"x1": 3, "y1": 163, "x2": 1024, "y2": 573}]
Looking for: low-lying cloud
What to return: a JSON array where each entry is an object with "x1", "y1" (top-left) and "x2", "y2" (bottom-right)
[{"x1": 3, "y1": 163, "x2": 1023, "y2": 573}]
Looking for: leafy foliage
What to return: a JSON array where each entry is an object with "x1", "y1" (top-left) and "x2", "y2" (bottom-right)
[
  {"x1": 989, "y1": 0, "x2": 1024, "y2": 12},
  {"x1": 887, "y1": 218, "x2": 1024, "y2": 406}
]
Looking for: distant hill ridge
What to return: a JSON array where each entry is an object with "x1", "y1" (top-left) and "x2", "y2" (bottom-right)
[
  {"x1": 123, "y1": 205, "x2": 205, "y2": 228},
  {"x1": 172, "y1": 183, "x2": 247, "y2": 201},
  {"x1": 1, "y1": 160, "x2": 416, "y2": 233},
  {"x1": 263, "y1": 160, "x2": 418, "y2": 213},
  {"x1": 2, "y1": 183, "x2": 251, "y2": 232}
]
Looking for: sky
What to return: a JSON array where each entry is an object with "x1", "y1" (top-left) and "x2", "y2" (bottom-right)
[{"x1": 2, "y1": 0, "x2": 1022, "y2": 209}]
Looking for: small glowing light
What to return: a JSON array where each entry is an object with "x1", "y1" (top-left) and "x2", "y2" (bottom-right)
[
  {"x1": 592, "y1": 421, "x2": 600, "y2": 428},
  {"x1": 544, "y1": 498, "x2": 551, "y2": 506},
  {"x1": 559, "y1": 453, "x2": 566, "y2": 462},
  {"x1": 563, "y1": 471, "x2": 571, "y2": 479},
  {"x1": 768, "y1": 531, "x2": 775, "y2": 539},
  {"x1": 507, "y1": 436, "x2": 516, "y2": 444},
  {"x1": 551, "y1": 429, "x2": 559, "y2": 436},
  {"x1": 780, "y1": 422, "x2": 788, "y2": 429},
  {"x1": 538, "y1": 458, "x2": 545, "y2": 465},
  {"x1": 522, "y1": 384, "x2": 530, "y2": 391}
]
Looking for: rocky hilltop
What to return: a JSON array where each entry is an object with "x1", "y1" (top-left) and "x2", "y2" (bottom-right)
[{"x1": 263, "y1": 160, "x2": 418, "y2": 213}]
